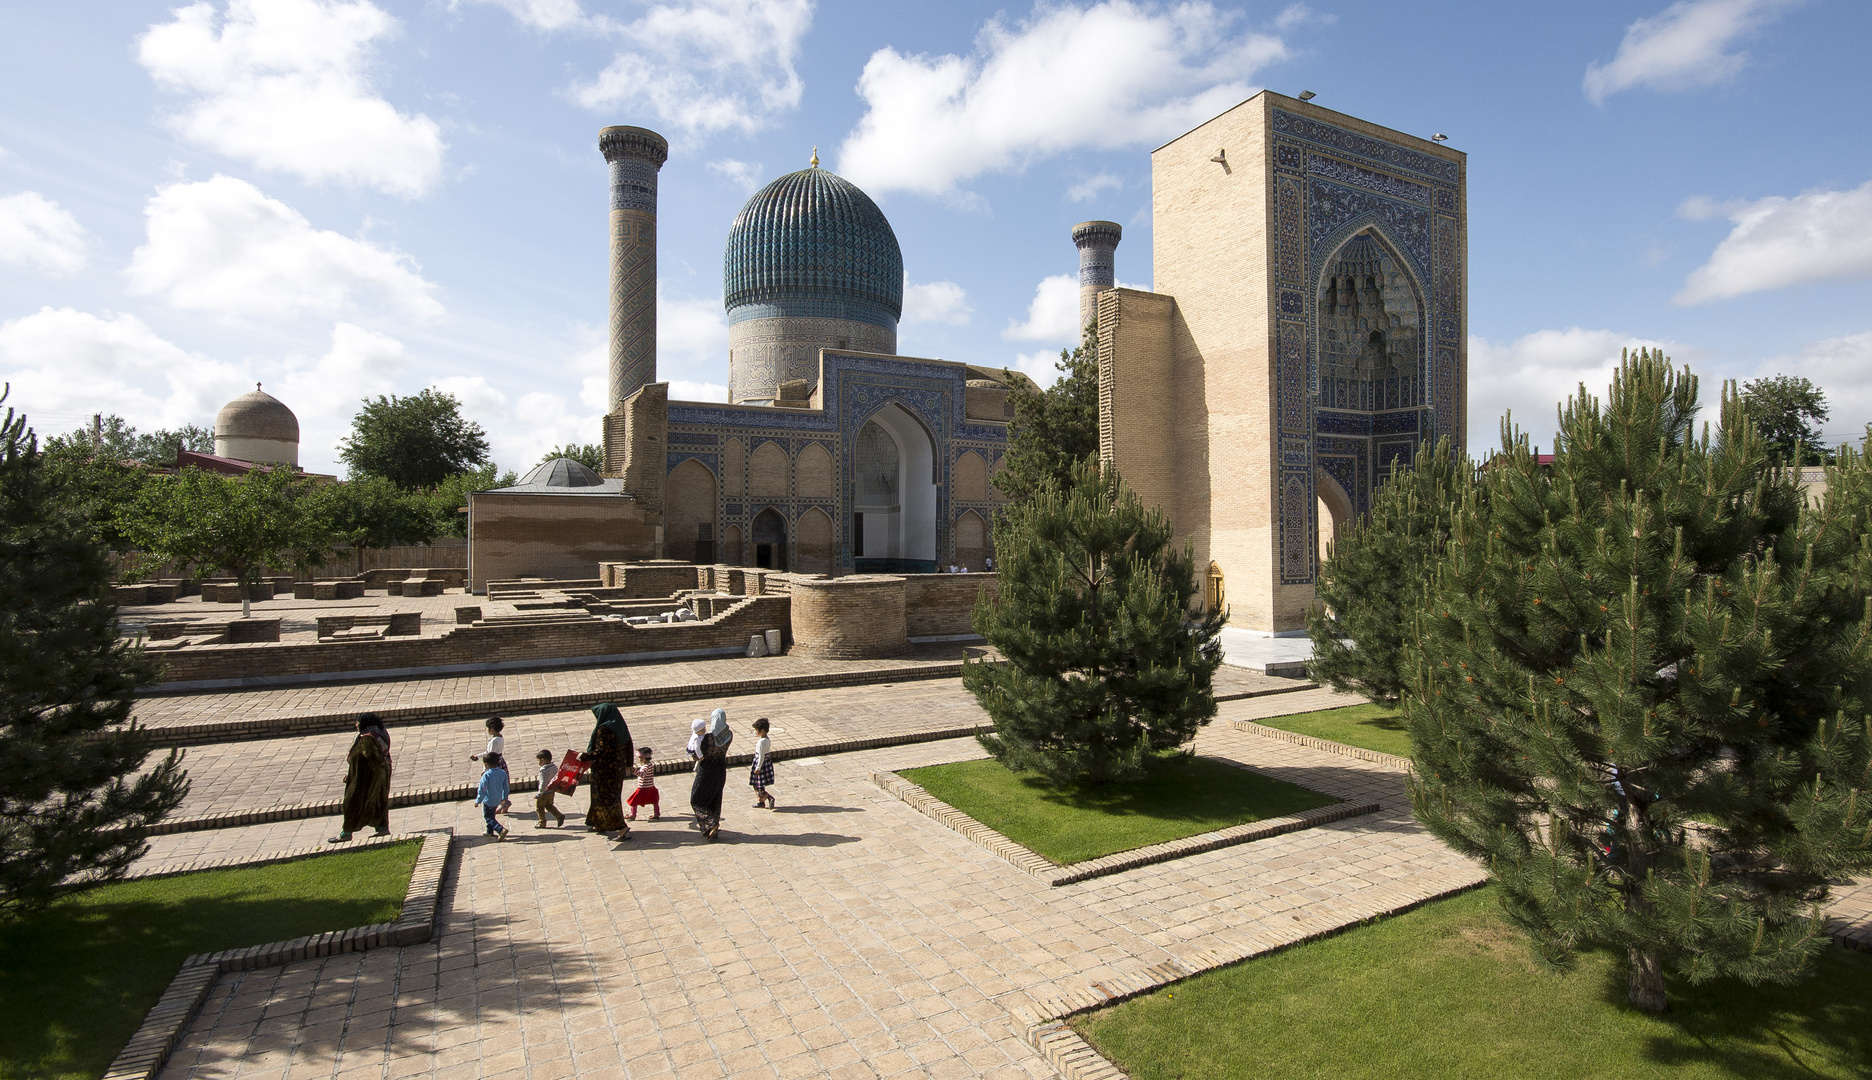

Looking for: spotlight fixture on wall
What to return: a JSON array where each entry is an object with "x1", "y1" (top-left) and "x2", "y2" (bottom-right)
[
  {"x1": 1298, "y1": 90, "x2": 1316, "y2": 101},
  {"x1": 1432, "y1": 133, "x2": 1449, "y2": 144}
]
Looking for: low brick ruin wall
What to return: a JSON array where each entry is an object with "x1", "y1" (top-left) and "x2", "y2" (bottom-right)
[
  {"x1": 151, "y1": 596, "x2": 792, "y2": 687},
  {"x1": 788, "y1": 576, "x2": 909, "y2": 660},
  {"x1": 903, "y1": 573, "x2": 996, "y2": 638}
]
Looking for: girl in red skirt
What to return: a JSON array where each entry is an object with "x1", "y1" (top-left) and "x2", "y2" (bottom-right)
[{"x1": 627, "y1": 745, "x2": 660, "y2": 821}]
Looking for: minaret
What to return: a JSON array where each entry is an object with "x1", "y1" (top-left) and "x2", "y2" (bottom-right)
[
  {"x1": 1070, "y1": 220, "x2": 1122, "y2": 342},
  {"x1": 600, "y1": 125, "x2": 670, "y2": 411}
]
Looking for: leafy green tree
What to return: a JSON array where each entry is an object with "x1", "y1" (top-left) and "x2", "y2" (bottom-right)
[
  {"x1": 538, "y1": 444, "x2": 605, "y2": 472},
  {"x1": 316, "y1": 475, "x2": 439, "y2": 575},
  {"x1": 338, "y1": 389, "x2": 489, "y2": 489},
  {"x1": 44, "y1": 415, "x2": 212, "y2": 466},
  {"x1": 123, "y1": 467, "x2": 336, "y2": 617},
  {"x1": 994, "y1": 328, "x2": 1099, "y2": 505},
  {"x1": 967, "y1": 458, "x2": 1225, "y2": 785},
  {"x1": 0, "y1": 392, "x2": 188, "y2": 915},
  {"x1": 1306, "y1": 437, "x2": 1472, "y2": 707},
  {"x1": 38, "y1": 446, "x2": 149, "y2": 552},
  {"x1": 1740, "y1": 374, "x2": 1830, "y2": 465},
  {"x1": 422, "y1": 463, "x2": 517, "y2": 539},
  {"x1": 1407, "y1": 350, "x2": 1872, "y2": 1013}
]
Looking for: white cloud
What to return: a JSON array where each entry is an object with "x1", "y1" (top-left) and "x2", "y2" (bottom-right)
[
  {"x1": 708, "y1": 159, "x2": 766, "y2": 192},
  {"x1": 0, "y1": 307, "x2": 251, "y2": 435},
  {"x1": 1467, "y1": 328, "x2": 1683, "y2": 455},
  {"x1": 570, "y1": 0, "x2": 812, "y2": 138},
  {"x1": 903, "y1": 280, "x2": 972, "y2": 326},
  {"x1": 669, "y1": 379, "x2": 728, "y2": 402},
  {"x1": 272, "y1": 322, "x2": 407, "y2": 465},
  {"x1": 658, "y1": 292, "x2": 729, "y2": 379},
  {"x1": 138, "y1": 0, "x2": 445, "y2": 197},
  {"x1": 1004, "y1": 274, "x2": 1082, "y2": 342},
  {"x1": 1066, "y1": 172, "x2": 1124, "y2": 204},
  {"x1": 1010, "y1": 349, "x2": 1069, "y2": 389},
  {"x1": 1676, "y1": 180, "x2": 1872, "y2": 304},
  {"x1": 464, "y1": 0, "x2": 600, "y2": 32},
  {"x1": 837, "y1": 1, "x2": 1288, "y2": 198},
  {"x1": 1757, "y1": 331, "x2": 1872, "y2": 444},
  {"x1": 1583, "y1": 0, "x2": 1796, "y2": 106},
  {"x1": 0, "y1": 193, "x2": 87, "y2": 274},
  {"x1": 126, "y1": 175, "x2": 443, "y2": 322},
  {"x1": 1273, "y1": 3, "x2": 1332, "y2": 31}
]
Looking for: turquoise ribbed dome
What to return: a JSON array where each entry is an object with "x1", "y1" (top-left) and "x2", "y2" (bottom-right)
[{"x1": 723, "y1": 166, "x2": 903, "y2": 327}]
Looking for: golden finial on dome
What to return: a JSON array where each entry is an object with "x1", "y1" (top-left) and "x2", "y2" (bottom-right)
[{"x1": 810, "y1": 146, "x2": 819, "y2": 168}]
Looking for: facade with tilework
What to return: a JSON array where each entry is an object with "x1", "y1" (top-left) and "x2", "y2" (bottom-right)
[{"x1": 1099, "y1": 92, "x2": 1467, "y2": 633}]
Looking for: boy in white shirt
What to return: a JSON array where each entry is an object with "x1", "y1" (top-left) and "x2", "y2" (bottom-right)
[{"x1": 470, "y1": 717, "x2": 510, "y2": 813}]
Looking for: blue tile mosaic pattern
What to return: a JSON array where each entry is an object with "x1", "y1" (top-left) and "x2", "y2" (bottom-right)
[{"x1": 724, "y1": 168, "x2": 903, "y2": 329}]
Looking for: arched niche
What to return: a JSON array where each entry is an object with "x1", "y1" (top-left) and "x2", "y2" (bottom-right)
[
  {"x1": 954, "y1": 509, "x2": 987, "y2": 571},
  {"x1": 666, "y1": 458, "x2": 717, "y2": 564},
  {"x1": 1314, "y1": 228, "x2": 1426, "y2": 414},
  {"x1": 851, "y1": 402, "x2": 938, "y2": 570},
  {"x1": 955, "y1": 450, "x2": 988, "y2": 502},
  {"x1": 723, "y1": 524, "x2": 744, "y2": 566},
  {"x1": 797, "y1": 442, "x2": 833, "y2": 499},
  {"x1": 1316, "y1": 467, "x2": 1355, "y2": 566},
  {"x1": 796, "y1": 507, "x2": 834, "y2": 574},
  {"x1": 721, "y1": 437, "x2": 745, "y2": 496},
  {"x1": 751, "y1": 507, "x2": 787, "y2": 571},
  {"x1": 749, "y1": 440, "x2": 789, "y2": 498}
]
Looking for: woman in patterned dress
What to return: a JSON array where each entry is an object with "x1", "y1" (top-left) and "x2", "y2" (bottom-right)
[
  {"x1": 689, "y1": 708, "x2": 733, "y2": 839},
  {"x1": 580, "y1": 702, "x2": 633, "y2": 837}
]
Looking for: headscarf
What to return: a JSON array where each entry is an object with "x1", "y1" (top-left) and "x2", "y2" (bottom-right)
[
  {"x1": 357, "y1": 713, "x2": 390, "y2": 753},
  {"x1": 589, "y1": 702, "x2": 632, "y2": 756},
  {"x1": 707, "y1": 708, "x2": 733, "y2": 752},
  {"x1": 687, "y1": 718, "x2": 706, "y2": 755}
]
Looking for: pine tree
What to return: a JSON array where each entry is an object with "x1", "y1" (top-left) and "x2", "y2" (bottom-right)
[
  {"x1": 0, "y1": 393, "x2": 189, "y2": 915},
  {"x1": 1407, "y1": 350, "x2": 1872, "y2": 1013},
  {"x1": 1307, "y1": 436, "x2": 1471, "y2": 707},
  {"x1": 994, "y1": 325, "x2": 1100, "y2": 505},
  {"x1": 966, "y1": 458, "x2": 1225, "y2": 785}
]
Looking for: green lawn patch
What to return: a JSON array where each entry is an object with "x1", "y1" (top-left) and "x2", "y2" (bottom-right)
[
  {"x1": 0, "y1": 840, "x2": 420, "y2": 1080},
  {"x1": 1075, "y1": 885, "x2": 1872, "y2": 1080},
  {"x1": 1253, "y1": 702, "x2": 1412, "y2": 758},
  {"x1": 899, "y1": 754, "x2": 1337, "y2": 865}
]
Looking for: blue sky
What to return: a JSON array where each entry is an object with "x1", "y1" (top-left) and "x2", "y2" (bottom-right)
[{"x1": 2, "y1": 0, "x2": 1868, "y2": 474}]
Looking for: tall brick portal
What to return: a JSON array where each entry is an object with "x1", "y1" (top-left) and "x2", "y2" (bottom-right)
[
  {"x1": 600, "y1": 125, "x2": 669, "y2": 426},
  {"x1": 1071, "y1": 220, "x2": 1121, "y2": 342}
]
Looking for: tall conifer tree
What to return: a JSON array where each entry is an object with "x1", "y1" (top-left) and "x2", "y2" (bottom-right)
[
  {"x1": 1407, "y1": 351, "x2": 1872, "y2": 1012},
  {"x1": 1307, "y1": 436, "x2": 1471, "y2": 706},
  {"x1": 967, "y1": 458, "x2": 1224, "y2": 785},
  {"x1": 0, "y1": 394, "x2": 188, "y2": 914}
]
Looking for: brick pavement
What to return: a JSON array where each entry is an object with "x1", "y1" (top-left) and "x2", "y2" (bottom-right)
[{"x1": 149, "y1": 704, "x2": 1486, "y2": 1080}]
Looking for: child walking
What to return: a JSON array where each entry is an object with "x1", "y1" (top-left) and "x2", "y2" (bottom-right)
[
  {"x1": 471, "y1": 717, "x2": 512, "y2": 814},
  {"x1": 749, "y1": 717, "x2": 775, "y2": 809},
  {"x1": 627, "y1": 746, "x2": 660, "y2": 821},
  {"x1": 534, "y1": 749, "x2": 566, "y2": 828},
  {"x1": 476, "y1": 752, "x2": 511, "y2": 840}
]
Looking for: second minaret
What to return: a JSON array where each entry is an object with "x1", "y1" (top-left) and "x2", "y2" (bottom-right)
[{"x1": 600, "y1": 125, "x2": 670, "y2": 412}]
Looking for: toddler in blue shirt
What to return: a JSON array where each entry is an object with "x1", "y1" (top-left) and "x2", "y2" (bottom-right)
[{"x1": 476, "y1": 753, "x2": 511, "y2": 840}]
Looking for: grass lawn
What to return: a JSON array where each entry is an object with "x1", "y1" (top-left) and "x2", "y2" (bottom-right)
[
  {"x1": 1253, "y1": 702, "x2": 1412, "y2": 758},
  {"x1": 1076, "y1": 885, "x2": 1872, "y2": 1080},
  {"x1": 899, "y1": 754, "x2": 1338, "y2": 865},
  {"x1": 0, "y1": 840, "x2": 420, "y2": 1080}
]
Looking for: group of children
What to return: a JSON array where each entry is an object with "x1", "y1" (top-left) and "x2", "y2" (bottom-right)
[{"x1": 469, "y1": 713, "x2": 778, "y2": 838}]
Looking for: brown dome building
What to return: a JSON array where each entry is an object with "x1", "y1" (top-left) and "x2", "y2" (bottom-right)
[{"x1": 214, "y1": 384, "x2": 299, "y2": 466}]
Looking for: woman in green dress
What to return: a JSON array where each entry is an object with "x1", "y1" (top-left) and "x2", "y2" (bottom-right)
[
  {"x1": 330, "y1": 713, "x2": 391, "y2": 843},
  {"x1": 580, "y1": 702, "x2": 633, "y2": 836}
]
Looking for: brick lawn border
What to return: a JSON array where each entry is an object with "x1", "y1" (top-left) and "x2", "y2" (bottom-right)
[
  {"x1": 1231, "y1": 718, "x2": 1416, "y2": 771},
  {"x1": 135, "y1": 666, "x2": 1318, "y2": 749},
  {"x1": 872, "y1": 769, "x2": 1380, "y2": 887},
  {"x1": 101, "y1": 829, "x2": 452, "y2": 1080},
  {"x1": 133, "y1": 724, "x2": 994, "y2": 837}
]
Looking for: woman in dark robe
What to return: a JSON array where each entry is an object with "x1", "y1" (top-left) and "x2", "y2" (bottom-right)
[
  {"x1": 581, "y1": 703, "x2": 632, "y2": 836},
  {"x1": 689, "y1": 708, "x2": 733, "y2": 839},
  {"x1": 330, "y1": 713, "x2": 392, "y2": 843}
]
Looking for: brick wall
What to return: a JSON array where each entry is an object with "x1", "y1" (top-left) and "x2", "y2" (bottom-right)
[
  {"x1": 598, "y1": 561, "x2": 699, "y2": 597},
  {"x1": 154, "y1": 595, "x2": 793, "y2": 685},
  {"x1": 786, "y1": 575, "x2": 908, "y2": 659},
  {"x1": 467, "y1": 492, "x2": 660, "y2": 593},
  {"x1": 903, "y1": 573, "x2": 997, "y2": 638}
]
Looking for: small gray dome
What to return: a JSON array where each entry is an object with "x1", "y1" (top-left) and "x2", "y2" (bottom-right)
[
  {"x1": 215, "y1": 386, "x2": 299, "y2": 443},
  {"x1": 519, "y1": 457, "x2": 604, "y2": 488}
]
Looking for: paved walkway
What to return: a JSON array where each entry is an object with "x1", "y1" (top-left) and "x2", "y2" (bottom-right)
[{"x1": 149, "y1": 704, "x2": 1484, "y2": 1080}]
